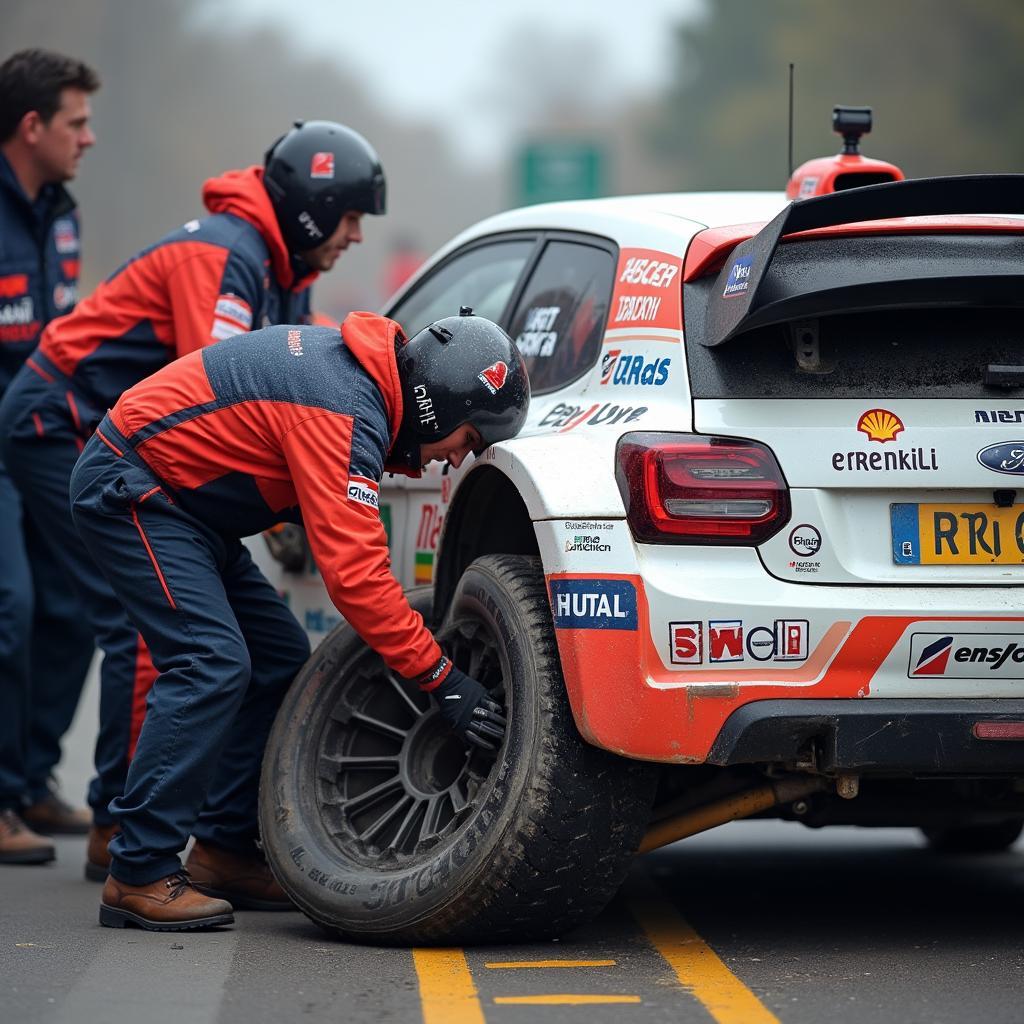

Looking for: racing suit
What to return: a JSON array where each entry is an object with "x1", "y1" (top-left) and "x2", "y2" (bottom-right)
[
  {"x1": 0, "y1": 151, "x2": 94, "y2": 814},
  {"x1": 0, "y1": 166, "x2": 315, "y2": 827},
  {"x1": 69, "y1": 313, "x2": 442, "y2": 884}
]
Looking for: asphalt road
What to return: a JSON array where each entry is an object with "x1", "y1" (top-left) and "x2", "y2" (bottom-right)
[{"x1": 3, "y1": 665, "x2": 1023, "y2": 1024}]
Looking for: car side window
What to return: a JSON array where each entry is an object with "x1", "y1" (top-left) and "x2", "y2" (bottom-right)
[
  {"x1": 506, "y1": 240, "x2": 616, "y2": 394},
  {"x1": 387, "y1": 240, "x2": 534, "y2": 338}
]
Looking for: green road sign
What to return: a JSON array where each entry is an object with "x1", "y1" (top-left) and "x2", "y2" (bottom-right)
[{"x1": 518, "y1": 141, "x2": 605, "y2": 206}]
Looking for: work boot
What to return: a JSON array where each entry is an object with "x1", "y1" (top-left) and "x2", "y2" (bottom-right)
[
  {"x1": 85, "y1": 822, "x2": 120, "y2": 882},
  {"x1": 0, "y1": 809, "x2": 56, "y2": 865},
  {"x1": 99, "y1": 870, "x2": 234, "y2": 931},
  {"x1": 22, "y1": 789, "x2": 91, "y2": 835},
  {"x1": 185, "y1": 840, "x2": 294, "y2": 911}
]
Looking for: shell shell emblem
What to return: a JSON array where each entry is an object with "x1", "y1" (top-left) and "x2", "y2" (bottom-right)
[{"x1": 857, "y1": 408, "x2": 904, "y2": 443}]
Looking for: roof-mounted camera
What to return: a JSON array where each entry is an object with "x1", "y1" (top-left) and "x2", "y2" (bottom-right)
[{"x1": 832, "y1": 105, "x2": 872, "y2": 155}]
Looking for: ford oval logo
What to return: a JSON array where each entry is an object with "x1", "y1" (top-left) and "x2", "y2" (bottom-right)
[{"x1": 977, "y1": 441, "x2": 1024, "y2": 475}]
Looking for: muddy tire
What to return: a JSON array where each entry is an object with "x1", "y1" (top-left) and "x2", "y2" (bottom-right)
[
  {"x1": 258, "y1": 554, "x2": 656, "y2": 945},
  {"x1": 921, "y1": 820, "x2": 1023, "y2": 853}
]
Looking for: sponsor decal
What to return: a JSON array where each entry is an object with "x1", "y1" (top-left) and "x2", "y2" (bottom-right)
[
  {"x1": 53, "y1": 282, "x2": 76, "y2": 310},
  {"x1": 599, "y1": 351, "x2": 670, "y2": 387},
  {"x1": 478, "y1": 360, "x2": 508, "y2": 395},
  {"x1": 415, "y1": 550, "x2": 434, "y2": 585},
  {"x1": 61, "y1": 258, "x2": 79, "y2": 279},
  {"x1": 798, "y1": 175, "x2": 819, "y2": 198},
  {"x1": 564, "y1": 535, "x2": 611, "y2": 553},
  {"x1": 516, "y1": 306, "x2": 560, "y2": 358},
  {"x1": 975, "y1": 410, "x2": 1024, "y2": 424},
  {"x1": 788, "y1": 524, "x2": 821, "y2": 557},
  {"x1": 310, "y1": 151, "x2": 335, "y2": 179},
  {"x1": 298, "y1": 210, "x2": 323, "y2": 240},
  {"x1": 183, "y1": 219, "x2": 201, "y2": 233},
  {"x1": 539, "y1": 401, "x2": 648, "y2": 432},
  {"x1": 909, "y1": 632, "x2": 1024, "y2": 679},
  {"x1": 415, "y1": 503, "x2": 444, "y2": 584},
  {"x1": 212, "y1": 293, "x2": 254, "y2": 341},
  {"x1": 977, "y1": 441, "x2": 1024, "y2": 476},
  {"x1": 0, "y1": 296, "x2": 35, "y2": 326},
  {"x1": 287, "y1": 329, "x2": 304, "y2": 356},
  {"x1": 669, "y1": 621, "x2": 702, "y2": 665},
  {"x1": 53, "y1": 218, "x2": 78, "y2": 254},
  {"x1": 0, "y1": 323, "x2": 39, "y2": 343},
  {"x1": 549, "y1": 579, "x2": 638, "y2": 630},
  {"x1": 857, "y1": 408, "x2": 904, "y2": 443},
  {"x1": 0, "y1": 274, "x2": 28, "y2": 299},
  {"x1": 608, "y1": 249, "x2": 682, "y2": 330},
  {"x1": 414, "y1": 383, "x2": 438, "y2": 430},
  {"x1": 832, "y1": 448, "x2": 938, "y2": 472},
  {"x1": 563, "y1": 520, "x2": 613, "y2": 530},
  {"x1": 788, "y1": 559, "x2": 821, "y2": 574},
  {"x1": 723, "y1": 255, "x2": 753, "y2": 299},
  {"x1": 707, "y1": 619, "x2": 809, "y2": 663},
  {"x1": 347, "y1": 475, "x2": 379, "y2": 510}
]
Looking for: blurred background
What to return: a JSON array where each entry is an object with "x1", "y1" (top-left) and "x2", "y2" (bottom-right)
[{"x1": 7, "y1": 0, "x2": 1024, "y2": 320}]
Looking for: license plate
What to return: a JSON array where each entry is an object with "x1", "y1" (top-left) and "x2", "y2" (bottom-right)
[{"x1": 891, "y1": 503, "x2": 1024, "y2": 565}]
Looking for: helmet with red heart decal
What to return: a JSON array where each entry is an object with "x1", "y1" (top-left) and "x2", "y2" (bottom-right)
[{"x1": 393, "y1": 307, "x2": 530, "y2": 469}]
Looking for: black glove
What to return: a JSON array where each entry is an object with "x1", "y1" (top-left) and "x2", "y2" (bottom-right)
[{"x1": 425, "y1": 660, "x2": 506, "y2": 752}]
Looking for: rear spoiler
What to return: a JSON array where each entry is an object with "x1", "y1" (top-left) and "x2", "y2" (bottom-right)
[{"x1": 700, "y1": 174, "x2": 1024, "y2": 347}]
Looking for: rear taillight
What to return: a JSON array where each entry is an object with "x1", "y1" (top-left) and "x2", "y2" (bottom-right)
[{"x1": 615, "y1": 432, "x2": 791, "y2": 545}]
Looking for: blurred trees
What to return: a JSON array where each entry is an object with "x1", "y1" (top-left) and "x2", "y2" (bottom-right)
[{"x1": 651, "y1": 0, "x2": 1024, "y2": 189}]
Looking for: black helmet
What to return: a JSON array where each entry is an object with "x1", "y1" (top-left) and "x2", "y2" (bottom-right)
[
  {"x1": 264, "y1": 120, "x2": 386, "y2": 253},
  {"x1": 394, "y1": 307, "x2": 530, "y2": 468}
]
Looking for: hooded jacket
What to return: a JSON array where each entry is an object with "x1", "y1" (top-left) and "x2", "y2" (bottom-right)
[
  {"x1": 27, "y1": 166, "x2": 315, "y2": 434},
  {"x1": 103, "y1": 311, "x2": 441, "y2": 679}
]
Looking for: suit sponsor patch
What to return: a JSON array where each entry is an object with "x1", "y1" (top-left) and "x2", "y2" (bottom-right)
[
  {"x1": 347, "y1": 475, "x2": 380, "y2": 510},
  {"x1": 211, "y1": 294, "x2": 253, "y2": 341}
]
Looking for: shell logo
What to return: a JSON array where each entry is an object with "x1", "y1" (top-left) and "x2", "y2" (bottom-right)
[{"x1": 857, "y1": 408, "x2": 904, "y2": 444}]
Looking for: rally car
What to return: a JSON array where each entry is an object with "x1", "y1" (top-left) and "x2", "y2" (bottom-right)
[{"x1": 254, "y1": 108, "x2": 1024, "y2": 944}]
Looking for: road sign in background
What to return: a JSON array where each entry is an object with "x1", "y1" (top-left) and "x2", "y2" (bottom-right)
[{"x1": 518, "y1": 141, "x2": 606, "y2": 205}]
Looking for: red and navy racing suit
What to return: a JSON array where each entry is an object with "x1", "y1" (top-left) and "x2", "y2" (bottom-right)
[
  {"x1": 0, "y1": 151, "x2": 94, "y2": 814},
  {"x1": 0, "y1": 166, "x2": 316, "y2": 827},
  {"x1": 69, "y1": 313, "x2": 442, "y2": 883}
]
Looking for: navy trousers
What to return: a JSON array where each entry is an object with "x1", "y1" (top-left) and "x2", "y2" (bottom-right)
[
  {"x1": 0, "y1": 361, "x2": 151, "y2": 825},
  {"x1": 0, "y1": 400, "x2": 94, "y2": 812},
  {"x1": 71, "y1": 423, "x2": 310, "y2": 885}
]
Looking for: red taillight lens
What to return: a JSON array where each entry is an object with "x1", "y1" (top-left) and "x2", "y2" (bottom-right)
[{"x1": 615, "y1": 432, "x2": 791, "y2": 545}]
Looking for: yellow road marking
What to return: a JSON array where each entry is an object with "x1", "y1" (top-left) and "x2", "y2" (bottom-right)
[
  {"x1": 412, "y1": 948, "x2": 485, "y2": 1024},
  {"x1": 630, "y1": 893, "x2": 781, "y2": 1024},
  {"x1": 493, "y1": 995, "x2": 642, "y2": 1005},
  {"x1": 484, "y1": 959, "x2": 617, "y2": 969}
]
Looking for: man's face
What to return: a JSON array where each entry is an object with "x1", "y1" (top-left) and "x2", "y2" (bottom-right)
[
  {"x1": 418, "y1": 425, "x2": 483, "y2": 471},
  {"x1": 30, "y1": 88, "x2": 95, "y2": 183},
  {"x1": 300, "y1": 210, "x2": 364, "y2": 272}
]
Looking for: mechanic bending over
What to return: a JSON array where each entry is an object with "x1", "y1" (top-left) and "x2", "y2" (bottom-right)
[
  {"x1": 0, "y1": 121, "x2": 383, "y2": 879},
  {"x1": 0, "y1": 48, "x2": 99, "y2": 864},
  {"x1": 69, "y1": 309, "x2": 529, "y2": 931}
]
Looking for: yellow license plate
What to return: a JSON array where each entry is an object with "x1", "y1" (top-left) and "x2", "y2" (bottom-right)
[{"x1": 891, "y1": 503, "x2": 1024, "y2": 565}]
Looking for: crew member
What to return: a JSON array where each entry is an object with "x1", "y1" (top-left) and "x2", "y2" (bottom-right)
[
  {"x1": 69, "y1": 308, "x2": 527, "y2": 930},
  {"x1": 0, "y1": 120, "x2": 384, "y2": 877},
  {"x1": 0, "y1": 48, "x2": 99, "y2": 863}
]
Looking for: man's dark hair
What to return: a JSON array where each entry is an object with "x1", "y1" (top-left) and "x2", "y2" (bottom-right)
[{"x1": 0, "y1": 48, "x2": 100, "y2": 143}]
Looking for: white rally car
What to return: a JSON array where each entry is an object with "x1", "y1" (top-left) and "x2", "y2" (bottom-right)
[{"x1": 254, "y1": 112, "x2": 1024, "y2": 945}]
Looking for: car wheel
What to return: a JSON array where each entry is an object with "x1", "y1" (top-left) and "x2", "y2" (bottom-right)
[
  {"x1": 921, "y1": 820, "x2": 1023, "y2": 853},
  {"x1": 258, "y1": 554, "x2": 657, "y2": 945}
]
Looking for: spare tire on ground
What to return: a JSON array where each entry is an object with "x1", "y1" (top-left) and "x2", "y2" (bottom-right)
[{"x1": 258, "y1": 554, "x2": 657, "y2": 945}]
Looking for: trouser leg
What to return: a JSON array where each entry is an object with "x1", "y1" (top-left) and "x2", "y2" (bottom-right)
[
  {"x1": 0, "y1": 462, "x2": 32, "y2": 811},
  {"x1": 194, "y1": 541, "x2": 310, "y2": 852},
  {"x1": 71, "y1": 438, "x2": 254, "y2": 885}
]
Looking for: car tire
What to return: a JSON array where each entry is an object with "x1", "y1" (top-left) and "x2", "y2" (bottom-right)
[
  {"x1": 258, "y1": 554, "x2": 657, "y2": 945},
  {"x1": 921, "y1": 820, "x2": 1023, "y2": 853}
]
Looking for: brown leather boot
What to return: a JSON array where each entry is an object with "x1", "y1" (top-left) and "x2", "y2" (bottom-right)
[
  {"x1": 0, "y1": 810, "x2": 56, "y2": 864},
  {"x1": 100, "y1": 871, "x2": 234, "y2": 931},
  {"x1": 22, "y1": 791, "x2": 91, "y2": 835},
  {"x1": 84, "y1": 823, "x2": 120, "y2": 882},
  {"x1": 185, "y1": 840, "x2": 294, "y2": 911}
]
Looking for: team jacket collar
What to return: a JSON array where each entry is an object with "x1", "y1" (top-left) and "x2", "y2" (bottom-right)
[
  {"x1": 201, "y1": 165, "x2": 316, "y2": 292},
  {"x1": 339, "y1": 311, "x2": 406, "y2": 451},
  {"x1": 0, "y1": 150, "x2": 76, "y2": 223}
]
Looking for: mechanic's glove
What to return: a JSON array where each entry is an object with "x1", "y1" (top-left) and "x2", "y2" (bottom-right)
[{"x1": 418, "y1": 656, "x2": 506, "y2": 752}]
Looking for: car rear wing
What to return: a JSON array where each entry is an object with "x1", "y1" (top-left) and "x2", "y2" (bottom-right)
[{"x1": 695, "y1": 174, "x2": 1024, "y2": 348}]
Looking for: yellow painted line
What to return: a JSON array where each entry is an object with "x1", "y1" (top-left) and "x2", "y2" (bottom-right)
[
  {"x1": 494, "y1": 995, "x2": 641, "y2": 1006},
  {"x1": 412, "y1": 948, "x2": 485, "y2": 1024},
  {"x1": 630, "y1": 894, "x2": 780, "y2": 1024},
  {"x1": 484, "y1": 959, "x2": 616, "y2": 969}
]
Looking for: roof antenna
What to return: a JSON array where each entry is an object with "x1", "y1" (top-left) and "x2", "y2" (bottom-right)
[{"x1": 787, "y1": 63, "x2": 795, "y2": 178}]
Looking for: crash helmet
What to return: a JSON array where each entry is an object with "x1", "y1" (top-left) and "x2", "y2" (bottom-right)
[
  {"x1": 394, "y1": 307, "x2": 530, "y2": 466},
  {"x1": 263, "y1": 120, "x2": 386, "y2": 253}
]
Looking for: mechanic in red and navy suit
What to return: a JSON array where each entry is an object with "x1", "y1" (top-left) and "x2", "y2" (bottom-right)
[
  {"x1": 0, "y1": 49, "x2": 100, "y2": 863},
  {"x1": 68, "y1": 308, "x2": 527, "y2": 931},
  {"x1": 0, "y1": 120, "x2": 384, "y2": 879}
]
